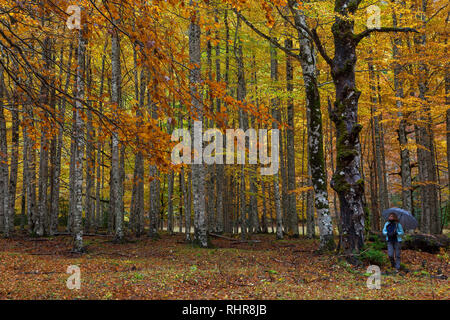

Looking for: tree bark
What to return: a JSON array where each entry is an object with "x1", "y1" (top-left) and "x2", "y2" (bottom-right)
[
  {"x1": 189, "y1": 1, "x2": 208, "y2": 247},
  {"x1": 72, "y1": 28, "x2": 87, "y2": 253},
  {"x1": 270, "y1": 44, "x2": 283, "y2": 240},
  {"x1": 111, "y1": 18, "x2": 123, "y2": 242}
]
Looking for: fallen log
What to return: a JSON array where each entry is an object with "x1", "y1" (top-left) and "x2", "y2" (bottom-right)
[
  {"x1": 369, "y1": 232, "x2": 449, "y2": 253},
  {"x1": 209, "y1": 233, "x2": 261, "y2": 243}
]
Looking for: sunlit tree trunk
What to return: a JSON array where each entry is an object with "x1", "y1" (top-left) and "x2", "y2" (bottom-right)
[
  {"x1": 95, "y1": 39, "x2": 108, "y2": 231},
  {"x1": 0, "y1": 65, "x2": 9, "y2": 237},
  {"x1": 270, "y1": 44, "x2": 283, "y2": 240},
  {"x1": 189, "y1": 1, "x2": 208, "y2": 247},
  {"x1": 288, "y1": 5, "x2": 334, "y2": 249},
  {"x1": 72, "y1": 28, "x2": 87, "y2": 253},
  {"x1": 285, "y1": 37, "x2": 299, "y2": 237},
  {"x1": 111, "y1": 18, "x2": 123, "y2": 242},
  {"x1": 6, "y1": 81, "x2": 19, "y2": 235},
  {"x1": 215, "y1": 10, "x2": 224, "y2": 234}
]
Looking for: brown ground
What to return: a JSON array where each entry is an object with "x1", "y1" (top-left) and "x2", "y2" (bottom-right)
[{"x1": 0, "y1": 233, "x2": 448, "y2": 299}]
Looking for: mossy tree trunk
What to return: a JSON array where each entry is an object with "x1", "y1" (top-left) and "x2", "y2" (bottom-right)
[{"x1": 327, "y1": 6, "x2": 366, "y2": 258}]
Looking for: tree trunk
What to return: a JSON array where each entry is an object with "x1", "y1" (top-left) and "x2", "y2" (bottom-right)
[
  {"x1": 415, "y1": 0, "x2": 440, "y2": 234},
  {"x1": 289, "y1": 6, "x2": 335, "y2": 249},
  {"x1": 189, "y1": 2, "x2": 208, "y2": 247},
  {"x1": 8, "y1": 85, "x2": 19, "y2": 234},
  {"x1": 285, "y1": 37, "x2": 299, "y2": 237},
  {"x1": 270, "y1": 44, "x2": 283, "y2": 240},
  {"x1": 215, "y1": 10, "x2": 224, "y2": 234},
  {"x1": 328, "y1": 4, "x2": 366, "y2": 258},
  {"x1": 0, "y1": 65, "x2": 10, "y2": 237},
  {"x1": 72, "y1": 28, "x2": 87, "y2": 253},
  {"x1": 392, "y1": 0, "x2": 413, "y2": 215},
  {"x1": 111, "y1": 18, "x2": 123, "y2": 242},
  {"x1": 50, "y1": 43, "x2": 73, "y2": 235}
]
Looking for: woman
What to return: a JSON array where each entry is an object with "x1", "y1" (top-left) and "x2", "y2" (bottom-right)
[{"x1": 382, "y1": 213, "x2": 404, "y2": 271}]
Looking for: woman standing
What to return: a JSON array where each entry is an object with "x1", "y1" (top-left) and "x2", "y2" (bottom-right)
[{"x1": 382, "y1": 213, "x2": 405, "y2": 271}]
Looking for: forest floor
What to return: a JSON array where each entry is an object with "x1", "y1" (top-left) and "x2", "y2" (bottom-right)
[{"x1": 0, "y1": 233, "x2": 448, "y2": 300}]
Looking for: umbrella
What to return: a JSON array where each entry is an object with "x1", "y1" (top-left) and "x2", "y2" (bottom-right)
[{"x1": 382, "y1": 207, "x2": 418, "y2": 231}]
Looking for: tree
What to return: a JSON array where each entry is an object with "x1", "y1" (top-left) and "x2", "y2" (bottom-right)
[{"x1": 189, "y1": 0, "x2": 208, "y2": 248}]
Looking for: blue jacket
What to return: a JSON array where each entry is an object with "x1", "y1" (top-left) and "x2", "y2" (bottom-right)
[{"x1": 382, "y1": 222, "x2": 404, "y2": 242}]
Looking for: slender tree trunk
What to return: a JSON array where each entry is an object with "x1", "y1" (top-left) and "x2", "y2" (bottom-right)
[
  {"x1": 37, "y1": 36, "x2": 52, "y2": 236},
  {"x1": 306, "y1": 167, "x2": 315, "y2": 239},
  {"x1": 167, "y1": 169, "x2": 174, "y2": 235},
  {"x1": 111, "y1": 18, "x2": 123, "y2": 242},
  {"x1": 285, "y1": 37, "x2": 299, "y2": 237},
  {"x1": 189, "y1": 2, "x2": 208, "y2": 247},
  {"x1": 0, "y1": 66, "x2": 10, "y2": 237},
  {"x1": 72, "y1": 28, "x2": 87, "y2": 253},
  {"x1": 270, "y1": 44, "x2": 283, "y2": 240},
  {"x1": 20, "y1": 114, "x2": 28, "y2": 231},
  {"x1": 50, "y1": 43, "x2": 73, "y2": 235},
  {"x1": 392, "y1": 1, "x2": 413, "y2": 215},
  {"x1": 95, "y1": 39, "x2": 108, "y2": 231},
  {"x1": 369, "y1": 60, "x2": 388, "y2": 221},
  {"x1": 215, "y1": 10, "x2": 224, "y2": 234},
  {"x1": 415, "y1": 0, "x2": 440, "y2": 234}
]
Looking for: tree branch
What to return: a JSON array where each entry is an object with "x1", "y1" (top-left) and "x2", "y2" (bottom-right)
[
  {"x1": 232, "y1": 8, "x2": 300, "y2": 62},
  {"x1": 311, "y1": 28, "x2": 333, "y2": 67},
  {"x1": 355, "y1": 27, "x2": 419, "y2": 44}
]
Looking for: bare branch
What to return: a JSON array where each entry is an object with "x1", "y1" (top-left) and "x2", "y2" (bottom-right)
[
  {"x1": 355, "y1": 27, "x2": 419, "y2": 44},
  {"x1": 231, "y1": 8, "x2": 300, "y2": 62}
]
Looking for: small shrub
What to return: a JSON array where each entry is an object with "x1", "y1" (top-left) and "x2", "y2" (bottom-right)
[{"x1": 360, "y1": 248, "x2": 388, "y2": 266}]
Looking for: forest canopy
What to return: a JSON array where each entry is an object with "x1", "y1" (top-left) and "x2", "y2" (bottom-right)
[{"x1": 0, "y1": 0, "x2": 448, "y2": 260}]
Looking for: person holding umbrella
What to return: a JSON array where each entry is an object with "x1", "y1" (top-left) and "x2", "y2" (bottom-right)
[
  {"x1": 382, "y1": 207, "x2": 418, "y2": 272},
  {"x1": 382, "y1": 212, "x2": 405, "y2": 272}
]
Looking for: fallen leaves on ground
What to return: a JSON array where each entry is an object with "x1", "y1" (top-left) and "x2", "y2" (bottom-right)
[{"x1": 0, "y1": 233, "x2": 448, "y2": 300}]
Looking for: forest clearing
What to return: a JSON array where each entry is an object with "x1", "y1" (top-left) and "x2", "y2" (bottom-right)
[
  {"x1": 0, "y1": 233, "x2": 448, "y2": 300},
  {"x1": 0, "y1": 0, "x2": 449, "y2": 302}
]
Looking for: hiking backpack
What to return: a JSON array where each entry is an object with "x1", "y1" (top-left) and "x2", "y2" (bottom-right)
[{"x1": 386, "y1": 222, "x2": 397, "y2": 242}]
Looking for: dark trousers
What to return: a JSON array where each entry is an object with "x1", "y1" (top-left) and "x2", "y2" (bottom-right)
[{"x1": 387, "y1": 241, "x2": 401, "y2": 270}]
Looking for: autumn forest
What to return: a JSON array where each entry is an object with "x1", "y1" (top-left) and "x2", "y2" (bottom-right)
[{"x1": 0, "y1": 0, "x2": 448, "y2": 300}]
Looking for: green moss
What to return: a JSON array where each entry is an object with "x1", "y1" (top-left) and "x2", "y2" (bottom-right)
[{"x1": 332, "y1": 171, "x2": 351, "y2": 193}]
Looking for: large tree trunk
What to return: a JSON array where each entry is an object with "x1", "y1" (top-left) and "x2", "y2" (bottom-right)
[
  {"x1": 328, "y1": 4, "x2": 366, "y2": 258},
  {"x1": 288, "y1": 6, "x2": 335, "y2": 250}
]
